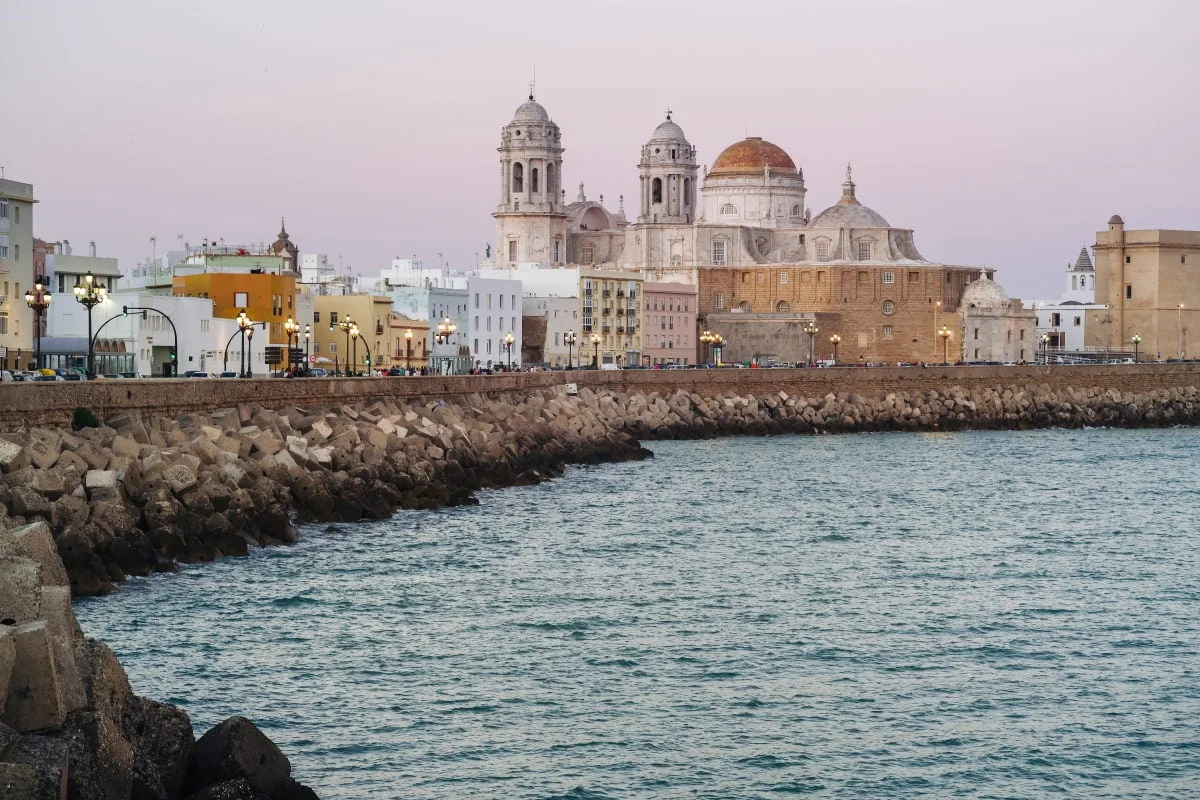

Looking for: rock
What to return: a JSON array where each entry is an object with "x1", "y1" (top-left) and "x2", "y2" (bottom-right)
[
  {"x1": 0, "y1": 632, "x2": 13, "y2": 721},
  {"x1": 84, "y1": 470, "x2": 119, "y2": 501},
  {"x1": 0, "y1": 439, "x2": 29, "y2": 474},
  {"x1": 48, "y1": 710, "x2": 134, "y2": 800},
  {"x1": 185, "y1": 716, "x2": 290, "y2": 797},
  {"x1": 0, "y1": 523, "x2": 68, "y2": 589},
  {"x1": 163, "y1": 464, "x2": 198, "y2": 495},
  {"x1": 8, "y1": 486, "x2": 50, "y2": 519},
  {"x1": 0, "y1": 621, "x2": 66, "y2": 733},
  {"x1": 1, "y1": 734, "x2": 69, "y2": 799},
  {"x1": 182, "y1": 777, "x2": 258, "y2": 800},
  {"x1": 111, "y1": 435, "x2": 141, "y2": 460},
  {"x1": 0, "y1": 556, "x2": 42, "y2": 626},
  {"x1": 75, "y1": 639, "x2": 130, "y2": 727},
  {"x1": 25, "y1": 437, "x2": 60, "y2": 471},
  {"x1": 123, "y1": 696, "x2": 195, "y2": 800}
]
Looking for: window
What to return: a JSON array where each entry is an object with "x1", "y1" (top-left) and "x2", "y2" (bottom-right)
[
  {"x1": 1183, "y1": 255, "x2": 1188, "y2": 264},
  {"x1": 858, "y1": 241, "x2": 872, "y2": 260},
  {"x1": 14, "y1": 207, "x2": 19, "y2": 224},
  {"x1": 973, "y1": 328, "x2": 980, "y2": 340},
  {"x1": 475, "y1": 293, "x2": 480, "y2": 308},
  {"x1": 1019, "y1": 329, "x2": 1025, "y2": 340},
  {"x1": 652, "y1": 178, "x2": 663, "y2": 204},
  {"x1": 0, "y1": 313, "x2": 6, "y2": 335},
  {"x1": 715, "y1": 293, "x2": 725, "y2": 310},
  {"x1": 791, "y1": 204, "x2": 801, "y2": 217},
  {"x1": 531, "y1": 167, "x2": 539, "y2": 193},
  {"x1": 329, "y1": 342, "x2": 338, "y2": 353},
  {"x1": 883, "y1": 326, "x2": 893, "y2": 338},
  {"x1": 712, "y1": 241, "x2": 726, "y2": 266},
  {"x1": 720, "y1": 203, "x2": 738, "y2": 216},
  {"x1": 582, "y1": 243, "x2": 595, "y2": 264},
  {"x1": 553, "y1": 240, "x2": 561, "y2": 262},
  {"x1": 684, "y1": 178, "x2": 691, "y2": 206},
  {"x1": 12, "y1": 245, "x2": 18, "y2": 262},
  {"x1": 547, "y1": 163, "x2": 556, "y2": 195},
  {"x1": 882, "y1": 300, "x2": 895, "y2": 316},
  {"x1": 499, "y1": 294, "x2": 504, "y2": 309},
  {"x1": 512, "y1": 163, "x2": 523, "y2": 193},
  {"x1": 1051, "y1": 313, "x2": 1061, "y2": 327},
  {"x1": 776, "y1": 301, "x2": 790, "y2": 312},
  {"x1": 1125, "y1": 256, "x2": 1131, "y2": 264},
  {"x1": 882, "y1": 271, "x2": 895, "y2": 285},
  {"x1": 233, "y1": 291, "x2": 249, "y2": 308},
  {"x1": 738, "y1": 300, "x2": 751, "y2": 312},
  {"x1": 780, "y1": 272, "x2": 789, "y2": 285},
  {"x1": 508, "y1": 240, "x2": 517, "y2": 262},
  {"x1": 0, "y1": 200, "x2": 6, "y2": 218},
  {"x1": 474, "y1": 316, "x2": 479, "y2": 329},
  {"x1": 816, "y1": 241, "x2": 830, "y2": 260},
  {"x1": 1074, "y1": 316, "x2": 1081, "y2": 327},
  {"x1": 330, "y1": 311, "x2": 339, "y2": 324},
  {"x1": 1125, "y1": 284, "x2": 1132, "y2": 299}
]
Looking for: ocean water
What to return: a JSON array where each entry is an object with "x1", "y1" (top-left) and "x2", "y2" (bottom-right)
[{"x1": 75, "y1": 428, "x2": 1200, "y2": 799}]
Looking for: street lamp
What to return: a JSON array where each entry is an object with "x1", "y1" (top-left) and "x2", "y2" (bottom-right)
[
  {"x1": 712, "y1": 333, "x2": 724, "y2": 366},
  {"x1": 405, "y1": 328, "x2": 413, "y2": 372},
  {"x1": 284, "y1": 316, "x2": 300, "y2": 374},
  {"x1": 1178, "y1": 303, "x2": 1185, "y2": 360},
  {"x1": 829, "y1": 333, "x2": 841, "y2": 364},
  {"x1": 72, "y1": 271, "x2": 108, "y2": 379},
  {"x1": 1131, "y1": 333, "x2": 1141, "y2": 363},
  {"x1": 803, "y1": 320, "x2": 819, "y2": 367},
  {"x1": 933, "y1": 300, "x2": 942, "y2": 360},
  {"x1": 938, "y1": 325, "x2": 952, "y2": 366},
  {"x1": 25, "y1": 278, "x2": 51, "y2": 371},
  {"x1": 332, "y1": 316, "x2": 355, "y2": 375},
  {"x1": 1040, "y1": 333, "x2": 1051, "y2": 364},
  {"x1": 700, "y1": 329, "x2": 715, "y2": 365},
  {"x1": 503, "y1": 331, "x2": 515, "y2": 371},
  {"x1": 434, "y1": 316, "x2": 457, "y2": 375},
  {"x1": 350, "y1": 322, "x2": 360, "y2": 375},
  {"x1": 236, "y1": 309, "x2": 254, "y2": 378},
  {"x1": 590, "y1": 332, "x2": 601, "y2": 368},
  {"x1": 564, "y1": 329, "x2": 577, "y2": 369},
  {"x1": 304, "y1": 324, "x2": 311, "y2": 372}
]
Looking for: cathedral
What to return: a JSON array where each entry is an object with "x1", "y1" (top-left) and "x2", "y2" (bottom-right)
[{"x1": 493, "y1": 94, "x2": 1005, "y2": 364}]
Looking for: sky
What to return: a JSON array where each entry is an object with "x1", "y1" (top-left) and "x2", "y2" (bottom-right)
[{"x1": 3, "y1": 0, "x2": 1198, "y2": 299}]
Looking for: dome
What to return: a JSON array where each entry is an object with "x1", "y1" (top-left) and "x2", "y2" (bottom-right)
[
  {"x1": 809, "y1": 166, "x2": 890, "y2": 228},
  {"x1": 512, "y1": 96, "x2": 549, "y2": 122},
  {"x1": 1108, "y1": 214, "x2": 1124, "y2": 225},
  {"x1": 651, "y1": 118, "x2": 687, "y2": 142},
  {"x1": 960, "y1": 274, "x2": 1010, "y2": 308},
  {"x1": 709, "y1": 137, "x2": 797, "y2": 176}
]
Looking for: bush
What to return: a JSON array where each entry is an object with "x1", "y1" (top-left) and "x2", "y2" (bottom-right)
[{"x1": 72, "y1": 406, "x2": 100, "y2": 430}]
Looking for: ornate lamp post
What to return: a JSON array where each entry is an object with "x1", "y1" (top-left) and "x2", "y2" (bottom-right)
[
  {"x1": 434, "y1": 316, "x2": 457, "y2": 374},
  {"x1": 938, "y1": 325, "x2": 952, "y2": 366},
  {"x1": 590, "y1": 332, "x2": 601, "y2": 368},
  {"x1": 712, "y1": 333, "x2": 724, "y2": 365},
  {"x1": 284, "y1": 316, "x2": 300, "y2": 374},
  {"x1": 1040, "y1": 333, "x2": 1051, "y2": 364},
  {"x1": 564, "y1": 329, "x2": 577, "y2": 369},
  {"x1": 24, "y1": 278, "x2": 52, "y2": 371},
  {"x1": 331, "y1": 316, "x2": 355, "y2": 375},
  {"x1": 803, "y1": 320, "x2": 819, "y2": 367},
  {"x1": 350, "y1": 322, "x2": 360, "y2": 376},
  {"x1": 236, "y1": 309, "x2": 254, "y2": 378},
  {"x1": 73, "y1": 271, "x2": 108, "y2": 379},
  {"x1": 503, "y1": 331, "x2": 515, "y2": 371},
  {"x1": 405, "y1": 328, "x2": 413, "y2": 372},
  {"x1": 829, "y1": 333, "x2": 841, "y2": 364},
  {"x1": 304, "y1": 324, "x2": 311, "y2": 372},
  {"x1": 1131, "y1": 333, "x2": 1141, "y2": 363},
  {"x1": 1178, "y1": 303, "x2": 1185, "y2": 360},
  {"x1": 700, "y1": 329, "x2": 715, "y2": 365}
]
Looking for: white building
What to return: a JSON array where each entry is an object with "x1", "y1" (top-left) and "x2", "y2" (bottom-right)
[
  {"x1": 467, "y1": 276, "x2": 522, "y2": 369},
  {"x1": 523, "y1": 296, "x2": 579, "y2": 367},
  {"x1": 1033, "y1": 248, "x2": 1106, "y2": 353},
  {"x1": 959, "y1": 273, "x2": 1038, "y2": 363},
  {"x1": 0, "y1": 178, "x2": 37, "y2": 371}
]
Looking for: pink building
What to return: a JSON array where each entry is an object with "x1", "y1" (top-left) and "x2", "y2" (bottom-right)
[{"x1": 643, "y1": 282, "x2": 698, "y2": 366}]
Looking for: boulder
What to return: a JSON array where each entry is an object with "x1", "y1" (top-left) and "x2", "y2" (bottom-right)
[
  {"x1": 163, "y1": 465, "x2": 198, "y2": 495},
  {"x1": 48, "y1": 710, "x2": 134, "y2": 800},
  {"x1": 0, "y1": 440, "x2": 29, "y2": 474},
  {"x1": 123, "y1": 696, "x2": 195, "y2": 800},
  {"x1": 0, "y1": 523, "x2": 67, "y2": 588},
  {"x1": 182, "y1": 778, "x2": 258, "y2": 800},
  {"x1": 25, "y1": 437, "x2": 60, "y2": 471},
  {"x1": 0, "y1": 734, "x2": 69, "y2": 799},
  {"x1": 75, "y1": 639, "x2": 130, "y2": 726},
  {"x1": 0, "y1": 557, "x2": 42, "y2": 626},
  {"x1": 0, "y1": 632, "x2": 13, "y2": 721},
  {"x1": 185, "y1": 716, "x2": 290, "y2": 796},
  {"x1": 84, "y1": 470, "x2": 119, "y2": 501},
  {"x1": 0, "y1": 621, "x2": 65, "y2": 733}
]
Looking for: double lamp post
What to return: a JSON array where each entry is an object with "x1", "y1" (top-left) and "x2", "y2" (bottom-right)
[
  {"x1": 25, "y1": 278, "x2": 52, "y2": 371},
  {"x1": 73, "y1": 271, "x2": 108, "y2": 379}
]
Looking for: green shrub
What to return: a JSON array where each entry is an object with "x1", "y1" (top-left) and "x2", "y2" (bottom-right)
[{"x1": 72, "y1": 407, "x2": 100, "y2": 430}]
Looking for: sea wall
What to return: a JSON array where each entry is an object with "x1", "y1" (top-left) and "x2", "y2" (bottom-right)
[{"x1": 2, "y1": 362, "x2": 1199, "y2": 430}]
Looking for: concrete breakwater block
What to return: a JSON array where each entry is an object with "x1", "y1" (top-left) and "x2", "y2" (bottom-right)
[
  {"x1": 0, "y1": 621, "x2": 66, "y2": 734},
  {"x1": 0, "y1": 522, "x2": 69, "y2": 589}
]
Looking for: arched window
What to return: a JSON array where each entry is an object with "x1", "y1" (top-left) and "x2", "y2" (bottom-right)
[
  {"x1": 683, "y1": 178, "x2": 691, "y2": 206},
  {"x1": 512, "y1": 163, "x2": 523, "y2": 193},
  {"x1": 652, "y1": 178, "x2": 663, "y2": 204},
  {"x1": 546, "y1": 163, "x2": 556, "y2": 195},
  {"x1": 531, "y1": 168, "x2": 539, "y2": 193},
  {"x1": 791, "y1": 204, "x2": 801, "y2": 217},
  {"x1": 777, "y1": 301, "x2": 790, "y2": 312},
  {"x1": 738, "y1": 300, "x2": 751, "y2": 312},
  {"x1": 720, "y1": 203, "x2": 738, "y2": 215}
]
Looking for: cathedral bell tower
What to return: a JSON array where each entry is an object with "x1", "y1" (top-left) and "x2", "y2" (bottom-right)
[
  {"x1": 637, "y1": 112, "x2": 699, "y2": 224},
  {"x1": 493, "y1": 93, "x2": 569, "y2": 266}
]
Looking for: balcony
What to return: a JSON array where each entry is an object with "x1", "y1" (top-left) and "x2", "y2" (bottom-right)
[
  {"x1": 625, "y1": 308, "x2": 636, "y2": 316},
  {"x1": 583, "y1": 324, "x2": 593, "y2": 333},
  {"x1": 602, "y1": 325, "x2": 612, "y2": 333},
  {"x1": 602, "y1": 307, "x2": 611, "y2": 315},
  {"x1": 616, "y1": 326, "x2": 625, "y2": 334},
  {"x1": 616, "y1": 289, "x2": 626, "y2": 297},
  {"x1": 602, "y1": 290, "x2": 611, "y2": 298}
]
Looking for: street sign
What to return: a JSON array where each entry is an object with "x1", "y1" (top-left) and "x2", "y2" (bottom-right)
[{"x1": 309, "y1": 354, "x2": 316, "y2": 364}]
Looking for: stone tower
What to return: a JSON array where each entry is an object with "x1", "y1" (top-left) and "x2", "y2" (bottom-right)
[
  {"x1": 493, "y1": 94, "x2": 569, "y2": 266},
  {"x1": 637, "y1": 112, "x2": 699, "y2": 224}
]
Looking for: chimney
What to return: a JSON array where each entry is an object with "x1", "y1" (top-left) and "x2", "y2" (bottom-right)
[
  {"x1": 89, "y1": 241, "x2": 97, "y2": 257},
  {"x1": 64, "y1": 239, "x2": 71, "y2": 255}
]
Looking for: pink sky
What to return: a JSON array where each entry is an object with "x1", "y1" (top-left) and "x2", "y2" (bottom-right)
[{"x1": 4, "y1": 0, "x2": 1198, "y2": 299}]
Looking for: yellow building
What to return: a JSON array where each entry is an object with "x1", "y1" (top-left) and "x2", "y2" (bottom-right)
[
  {"x1": 311, "y1": 294, "x2": 396, "y2": 374},
  {"x1": 1088, "y1": 216, "x2": 1200, "y2": 359},
  {"x1": 383, "y1": 313, "x2": 430, "y2": 372},
  {"x1": 579, "y1": 268, "x2": 643, "y2": 366},
  {"x1": 173, "y1": 272, "x2": 297, "y2": 345}
]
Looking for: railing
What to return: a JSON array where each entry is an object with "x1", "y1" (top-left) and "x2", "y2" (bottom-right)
[
  {"x1": 602, "y1": 290, "x2": 611, "y2": 298},
  {"x1": 602, "y1": 308, "x2": 611, "y2": 315}
]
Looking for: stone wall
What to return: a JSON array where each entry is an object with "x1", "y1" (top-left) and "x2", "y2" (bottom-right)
[{"x1": 2, "y1": 363, "x2": 1200, "y2": 430}]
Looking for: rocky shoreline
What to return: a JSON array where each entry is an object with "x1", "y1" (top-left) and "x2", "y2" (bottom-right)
[{"x1": 3, "y1": 379, "x2": 1200, "y2": 797}]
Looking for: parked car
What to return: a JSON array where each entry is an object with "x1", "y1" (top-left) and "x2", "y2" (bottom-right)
[
  {"x1": 387, "y1": 367, "x2": 406, "y2": 376},
  {"x1": 56, "y1": 369, "x2": 83, "y2": 381},
  {"x1": 119, "y1": 372, "x2": 140, "y2": 379},
  {"x1": 34, "y1": 374, "x2": 65, "y2": 381},
  {"x1": 184, "y1": 370, "x2": 214, "y2": 379},
  {"x1": 218, "y1": 371, "x2": 238, "y2": 379},
  {"x1": 308, "y1": 368, "x2": 328, "y2": 377},
  {"x1": 0, "y1": 370, "x2": 14, "y2": 382}
]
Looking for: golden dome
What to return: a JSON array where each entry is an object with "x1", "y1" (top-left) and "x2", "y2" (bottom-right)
[{"x1": 709, "y1": 137, "x2": 797, "y2": 176}]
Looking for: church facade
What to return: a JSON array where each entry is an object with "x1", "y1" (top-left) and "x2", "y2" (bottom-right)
[{"x1": 493, "y1": 95, "x2": 998, "y2": 364}]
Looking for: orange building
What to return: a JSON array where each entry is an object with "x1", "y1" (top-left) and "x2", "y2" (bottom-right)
[{"x1": 173, "y1": 272, "x2": 297, "y2": 344}]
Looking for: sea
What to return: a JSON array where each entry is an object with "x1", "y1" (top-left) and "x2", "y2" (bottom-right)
[{"x1": 75, "y1": 428, "x2": 1200, "y2": 799}]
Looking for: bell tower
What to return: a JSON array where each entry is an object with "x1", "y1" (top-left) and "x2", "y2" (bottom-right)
[
  {"x1": 493, "y1": 93, "x2": 569, "y2": 266},
  {"x1": 637, "y1": 111, "x2": 699, "y2": 224}
]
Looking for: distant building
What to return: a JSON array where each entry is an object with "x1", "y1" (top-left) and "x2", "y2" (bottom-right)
[
  {"x1": 580, "y1": 268, "x2": 642, "y2": 366},
  {"x1": 0, "y1": 178, "x2": 37, "y2": 370},
  {"x1": 642, "y1": 282, "x2": 697, "y2": 365},
  {"x1": 1033, "y1": 248, "x2": 1105, "y2": 354},
  {"x1": 1088, "y1": 216, "x2": 1200, "y2": 359},
  {"x1": 311, "y1": 294, "x2": 395, "y2": 374},
  {"x1": 522, "y1": 296, "x2": 578, "y2": 367},
  {"x1": 959, "y1": 273, "x2": 1037, "y2": 363},
  {"x1": 467, "y1": 276, "x2": 522, "y2": 369}
]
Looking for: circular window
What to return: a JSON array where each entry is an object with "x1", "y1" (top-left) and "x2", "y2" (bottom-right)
[
  {"x1": 882, "y1": 300, "x2": 895, "y2": 316},
  {"x1": 654, "y1": 148, "x2": 660, "y2": 154},
  {"x1": 515, "y1": 130, "x2": 521, "y2": 136}
]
